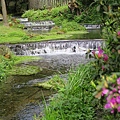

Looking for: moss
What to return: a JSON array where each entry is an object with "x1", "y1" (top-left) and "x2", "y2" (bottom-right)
[
  {"x1": 13, "y1": 56, "x2": 40, "y2": 65},
  {"x1": 34, "y1": 75, "x2": 66, "y2": 90},
  {"x1": 7, "y1": 55, "x2": 41, "y2": 76},
  {"x1": 8, "y1": 65, "x2": 42, "y2": 75}
]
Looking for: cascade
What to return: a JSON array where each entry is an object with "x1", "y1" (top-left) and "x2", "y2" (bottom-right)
[
  {"x1": 17, "y1": 18, "x2": 55, "y2": 32},
  {"x1": 8, "y1": 39, "x2": 104, "y2": 56}
]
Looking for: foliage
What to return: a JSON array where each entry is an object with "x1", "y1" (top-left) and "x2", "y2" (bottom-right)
[
  {"x1": 8, "y1": 17, "x2": 25, "y2": 29},
  {"x1": 5, "y1": 0, "x2": 28, "y2": 14},
  {"x1": 13, "y1": 55, "x2": 40, "y2": 65},
  {"x1": 91, "y1": 0, "x2": 120, "y2": 74},
  {"x1": 92, "y1": 74, "x2": 120, "y2": 118},
  {"x1": 41, "y1": 64, "x2": 96, "y2": 120},
  {"x1": 25, "y1": 6, "x2": 84, "y2": 31},
  {"x1": 7, "y1": 55, "x2": 41, "y2": 75},
  {"x1": 89, "y1": 0, "x2": 120, "y2": 118},
  {"x1": 0, "y1": 24, "x2": 87, "y2": 44},
  {"x1": 22, "y1": 6, "x2": 68, "y2": 24},
  {"x1": 35, "y1": 75, "x2": 66, "y2": 91},
  {"x1": 75, "y1": 4, "x2": 101, "y2": 24},
  {"x1": 22, "y1": 5, "x2": 100, "y2": 30},
  {"x1": 89, "y1": 47, "x2": 109, "y2": 79},
  {"x1": 61, "y1": 20, "x2": 85, "y2": 31},
  {"x1": 0, "y1": 55, "x2": 14, "y2": 82},
  {"x1": 8, "y1": 65, "x2": 40, "y2": 76},
  {"x1": 76, "y1": 0, "x2": 94, "y2": 8}
]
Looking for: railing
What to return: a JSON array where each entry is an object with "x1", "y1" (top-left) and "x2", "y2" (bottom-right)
[{"x1": 29, "y1": 0, "x2": 70, "y2": 9}]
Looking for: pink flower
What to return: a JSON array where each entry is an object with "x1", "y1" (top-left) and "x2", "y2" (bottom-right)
[
  {"x1": 102, "y1": 88, "x2": 109, "y2": 96},
  {"x1": 116, "y1": 96, "x2": 120, "y2": 104},
  {"x1": 118, "y1": 86, "x2": 120, "y2": 89},
  {"x1": 104, "y1": 103, "x2": 112, "y2": 109},
  {"x1": 109, "y1": 91, "x2": 113, "y2": 95},
  {"x1": 98, "y1": 47, "x2": 103, "y2": 54},
  {"x1": 117, "y1": 77, "x2": 120, "y2": 85},
  {"x1": 97, "y1": 47, "x2": 104, "y2": 58},
  {"x1": 118, "y1": 90, "x2": 120, "y2": 94},
  {"x1": 109, "y1": 97, "x2": 117, "y2": 107},
  {"x1": 117, "y1": 31, "x2": 120, "y2": 36},
  {"x1": 103, "y1": 54, "x2": 108, "y2": 62}
]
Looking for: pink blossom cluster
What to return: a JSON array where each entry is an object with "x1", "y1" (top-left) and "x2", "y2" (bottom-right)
[
  {"x1": 102, "y1": 77, "x2": 120, "y2": 113},
  {"x1": 92, "y1": 47, "x2": 108, "y2": 62}
]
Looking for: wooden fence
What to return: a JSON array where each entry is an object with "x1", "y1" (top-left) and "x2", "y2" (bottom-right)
[{"x1": 29, "y1": 0, "x2": 70, "y2": 9}]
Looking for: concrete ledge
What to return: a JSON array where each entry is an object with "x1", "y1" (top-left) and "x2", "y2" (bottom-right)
[{"x1": 81, "y1": 24, "x2": 101, "y2": 30}]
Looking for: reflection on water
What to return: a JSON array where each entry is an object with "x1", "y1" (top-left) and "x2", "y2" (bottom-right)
[
  {"x1": 0, "y1": 75, "x2": 54, "y2": 120},
  {"x1": 0, "y1": 54, "x2": 89, "y2": 120},
  {"x1": 68, "y1": 29, "x2": 102, "y2": 39}
]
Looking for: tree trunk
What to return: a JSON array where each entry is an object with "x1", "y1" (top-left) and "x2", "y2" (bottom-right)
[{"x1": 1, "y1": 0, "x2": 8, "y2": 26}]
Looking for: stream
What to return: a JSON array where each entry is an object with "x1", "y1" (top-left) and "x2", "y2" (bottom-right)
[
  {"x1": 0, "y1": 30, "x2": 102, "y2": 120},
  {"x1": 0, "y1": 54, "x2": 90, "y2": 120}
]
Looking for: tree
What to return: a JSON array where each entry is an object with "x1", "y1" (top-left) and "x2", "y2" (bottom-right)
[{"x1": 1, "y1": 0, "x2": 8, "y2": 25}]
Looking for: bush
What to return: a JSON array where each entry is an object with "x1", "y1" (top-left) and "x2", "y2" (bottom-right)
[{"x1": 61, "y1": 20, "x2": 85, "y2": 31}]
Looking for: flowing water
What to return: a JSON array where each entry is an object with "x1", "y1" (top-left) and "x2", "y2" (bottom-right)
[
  {"x1": 0, "y1": 54, "x2": 90, "y2": 120},
  {"x1": 0, "y1": 29, "x2": 103, "y2": 120},
  {"x1": 9, "y1": 39, "x2": 104, "y2": 56}
]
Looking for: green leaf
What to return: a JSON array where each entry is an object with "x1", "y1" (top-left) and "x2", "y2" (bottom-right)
[{"x1": 96, "y1": 5, "x2": 101, "y2": 12}]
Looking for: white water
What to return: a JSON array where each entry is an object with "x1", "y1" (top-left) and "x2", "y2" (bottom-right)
[{"x1": 9, "y1": 39, "x2": 104, "y2": 56}]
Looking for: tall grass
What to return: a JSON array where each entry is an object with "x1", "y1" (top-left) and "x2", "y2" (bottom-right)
[{"x1": 40, "y1": 63, "x2": 96, "y2": 120}]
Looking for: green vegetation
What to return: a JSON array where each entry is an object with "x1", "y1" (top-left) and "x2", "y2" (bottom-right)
[
  {"x1": 8, "y1": 65, "x2": 41, "y2": 76},
  {"x1": 13, "y1": 56, "x2": 40, "y2": 65},
  {"x1": 0, "y1": 22, "x2": 86, "y2": 44},
  {"x1": 7, "y1": 55, "x2": 41, "y2": 76},
  {"x1": 35, "y1": 75, "x2": 66, "y2": 90},
  {"x1": 1, "y1": 0, "x2": 120, "y2": 119},
  {"x1": 39, "y1": 64, "x2": 96, "y2": 120},
  {"x1": 0, "y1": 51, "x2": 40, "y2": 81},
  {"x1": 0, "y1": 56, "x2": 13, "y2": 81},
  {"x1": 31, "y1": 1, "x2": 120, "y2": 120},
  {"x1": 22, "y1": 5, "x2": 101, "y2": 25}
]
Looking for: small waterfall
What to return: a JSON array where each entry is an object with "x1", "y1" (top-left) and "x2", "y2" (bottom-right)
[
  {"x1": 17, "y1": 18, "x2": 55, "y2": 32},
  {"x1": 8, "y1": 40, "x2": 104, "y2": 56},
  {"x1": 83, "y1": 24, "x2": 101, "y2": 30}
]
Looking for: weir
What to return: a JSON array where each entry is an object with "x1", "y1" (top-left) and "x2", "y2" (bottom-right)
[
  {"x1": 17, "y1": 18, "x2": 55, "y2": 32},
  {"x1": 8, "y1": 39, "x2": 104, "y2": 56}
]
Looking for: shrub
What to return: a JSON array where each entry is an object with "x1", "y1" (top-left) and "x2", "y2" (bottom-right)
[{"x1": 61, "y1": 20, "x2": 85, "y2": 31}]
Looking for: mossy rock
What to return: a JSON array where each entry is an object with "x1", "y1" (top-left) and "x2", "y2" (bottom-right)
[
  {"x1": 0, "y1": 45, "x2": 11, "y2": 58},
  {"x1": 34, "y1": 75, "x2": 66, "y2": 90},
  {"x1": 8, "y1": 65, "x2": 42, "y2": 75}
]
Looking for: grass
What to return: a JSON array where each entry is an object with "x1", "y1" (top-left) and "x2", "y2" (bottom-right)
[
  {"x1": 0, "y1": 54, "x2": 41, "y2": 76},
  {"x1": 34, "y1": 75, "x2": 66, "y2": 90},
  {"x1": 0, "y1": 21, "x2": 87, "y2": 44},
  {"x1": 12, "y1": 55, "x2": 40, "y2": 64},
  {"x1": 8, "y1": 65, "x2": 41, "y2": 75},
  {"x1": 40, "y1": 64, "x2": 96, "y2": 120},
  {"x1": 7, "y1": 55, "x2": 41, "y2": 76}
]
